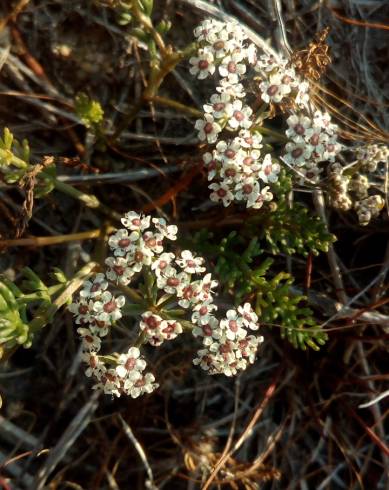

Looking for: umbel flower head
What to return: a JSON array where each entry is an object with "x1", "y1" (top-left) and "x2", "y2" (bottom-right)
[
  {"x1": 69, "y1": 211, "x2": 264, "y2": 399},
  {"x1": 189, "y1": 18, "x2": 387, "y2": 224}
]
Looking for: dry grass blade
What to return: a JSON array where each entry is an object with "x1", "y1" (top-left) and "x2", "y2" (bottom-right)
[{"x1": 33, "y1": 391, "x2": 100, "y2": 490}]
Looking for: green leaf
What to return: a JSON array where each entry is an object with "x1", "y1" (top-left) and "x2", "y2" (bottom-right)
[{"x1": 74, "y1": 93, "x2": 104, "y2": 129}]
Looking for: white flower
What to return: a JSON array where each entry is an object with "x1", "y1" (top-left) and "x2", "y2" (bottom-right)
[
  {"x1": 192, "y1": 316, "x2": 220, "y2": 345},
  {"x1": 284, "y1": 142, "x2": 312, "y2": 166},
  {"x1": 127, "y1": 242, "x2": 154, "y2": 272},
  {"x1": 216, "y1": 78, "x2": 246, "y2": 98},
  {"x1": 209, "y1": 182, "x2": 234, "y2": 207},
  {"x1": 238, "y1": 303, "x2": 259, "y2": 330},
  {"x1": 189, "y1": 48, "x2": 216, "y2": 79},
  {"x1": 255, "y1": 53, "x2": 287, "y2": 73},
  {"x1": 142, "y1": 231, "x2": 164, "y2": 255},
  {"x1": 203, "y1": 93, "x2": 231, "y2": 119},
  {"x1": 313, "y1": 110, "x2": 337, "y2": 134},
  {"x1": 195, "y1": 114, "x2": 222, "y2": 144},
  {"x1": 286, "y1": 114, "x2": 313, "y2": 142},
  {"x1": 93, "y1": 291, "x2": 125, "y2": 323},
  {"x1": 216, "y1": 139, "x2": 244, "y2": 165},
  {"x1": 296, "y1": 164, "x2": 322, "y2": 185},
  {"x1": 77, "y1": 327, "x2": 102, "y2": 352},
  {"x1": 245, "y1": 43, "x2": 257, "y2": 65},
  {"x1": 116, "y1": 347, "x2": 146, "y2": 378},
  {"x1": 238, "y1": 335, "x2": 263, "y2": 363},
  {"x1": 225, "y1": 99, "x2": 253, "y2": 130},
  {"x1": 249, "y1": 186, "x2": 273, "y2": 209},
  {"x1": 80, "y1": 273, "x2": 108, "y2": 299},
  {"x1": 191, "y1": 300, "x2": 218, "y2": 325},
  {"x1": 219, "y1": 53, "x2": 246, "y2": 84},
  {"x1": 121, "y1": 211, "x2": 150, "y2": 232},
  {"x1": 193, "y1": 18, "x2": 223, "y2": 42},
  {"x1": 95, "y1": 369, "x2": 121, "y2": 397},
  {"x1": 195, "y1": 273, "x2": 218, "y2": 303},
  {"x1": 241, "y1": 150, "x2": 261, "y2": 176},
  {"x1": 151, "y1": 252, "x2": 175, "y2": 276},
  {"x1": 234, "y1": 177, "x2": 260, "y2": 204},
  {"x1": 82, "y1": 352, "x2": 105, "y2": 378},
  {"x1": 258, "y1": 154, "x2": 280, "y2": 183},
  {"x1": 108, "y1": 228, "x2": 138, "y2": 257},
  {"x1": 322, "y1": 138, "x2": 343, "y2": 162},
  {"x1": 176, "y1": 250, "x2": 206, "y2": 274},
  {"x1": 260, "y1": 73, "x2": 291, "y2": 104},
  {"x1": 152, "y1": 217, "x2": 178, "y2": 240},
  {"x1": 220, "y1": 309, "x2": 247, "y2": 340},
  {"x1": 157, "y1": 269, "x2": 190, "y2": 295},
  {"x1": 206, "y1": 28, "x2": 231, "y2": 58},
  {"x1": 203, "y1": 151, "x2": 220, "y2": 180},
  {"x1": 237, "y1": 129, "x2": 262, "y2": 149},
  {"x1": 125, "y1": 372, "x2": 158, "y2": 398},
  {"x1": 220, "y1": 163, "x2": 242, "y2": 184},
  {"x1": 68, "y1": 299, "x2": 95, "y2": 324},
  {"x1": 177, "y1": 281, "x2": 202, "y2": 308},
  {"x1": 105, "y1": 256, "x2": 135, "y2": 285},
  {"x1": 160, "y1": 320, "x2": 183, "y2": 342}
]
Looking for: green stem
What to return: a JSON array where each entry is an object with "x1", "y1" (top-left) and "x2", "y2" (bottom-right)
[
  {"x1": 50, "y1": 176, "x2": 121, "y2": 222},
  {"x1": 0, "y1": 148, "x2": 28, "y2": 169},
  {"x1": 254, "y1": 125, "x2": 289, "y2": 143},
  {"x1": 115, "y1": 282, "x2": 144, "y2": 304}
]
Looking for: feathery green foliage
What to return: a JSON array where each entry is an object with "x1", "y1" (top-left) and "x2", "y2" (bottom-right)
[{"x1": 194, "y1": 230, "x2": 328, "y2": 350}]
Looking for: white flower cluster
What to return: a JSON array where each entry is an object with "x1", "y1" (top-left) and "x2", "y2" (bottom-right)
[
  {"x1": 283, "y1": 110, "x2": 342, "y2": 184},
  {"x1": 190, "y1": 19, "x2": 280, "y2": 209},
  {"x1": 69, "y1": 212, "x2": 264, "y2": 397},
  {"x1": 193, "y1": 303, "x2": 263, "y2": 376},
  {"x1": 255, "y1": 53, "x2": 309, "y2": 108},
  {"x1": 70, "y1": 276, "x2": 158, "y2": 398}
]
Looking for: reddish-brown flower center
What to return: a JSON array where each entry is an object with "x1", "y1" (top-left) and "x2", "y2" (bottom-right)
[
  {"x1": 159, "y1": 260, "x2": 167, "y2": 270},
  {"x1": 224, "y1": 149, "x2": 235, "y2": 159},
  {"x1": 167, "y1": 277, "x2": 180, "y2": 287},
  {"x1": 229, "y1": 320, "x2": 238, "y2": 332},
  {"x1": 118, "y1": 238, "x2": 131, "y2": 248},
  {"x1": 227, "y1": 61, "x2": 237, "y2": 73},
  {"x1": 264, "y1": 165, "x2": 272, "y2": 176},
  {"x1": 199, "y1": 306, "x2": 208, "y2": 316},
  {"x1": 198, "y1": 60, "x2": 209, "y2": 70},
  {"x1": 125, "y1": 358, "x2": 136, "y2": 370},
  {"x1": 204, "y1": 122, "x2": 213, "y2": 134},
  {"x1": 225, "y1": 168, "x2": 236, "y2": 177},
  {"x1": 113, "y1": 265, "x2": 125, "y2": 276},
  {"x1": 104, "y1": 300, "x2": 117, "y2": 313},
  {"x1": 213, "y1": 40, "x2": 225, "y2": 51},
  {"x1": 213, "y1": 102, "x2": 225, "y2": 112},
  {"x1": 146, "y1": 316, "x2": 159, "y2": 329},
  {"x1": 310, "y1": 134, "x2": 320, "y2": 146},
  {"x1": 292, "y1": 148, "x2": 303, "y2": 158},
  {"x1": 267, "y1": 85, "x2": 278, "y2": 96},
  {"x1": 233, "y1": 110, "x2": 244, "y2": 121}
]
